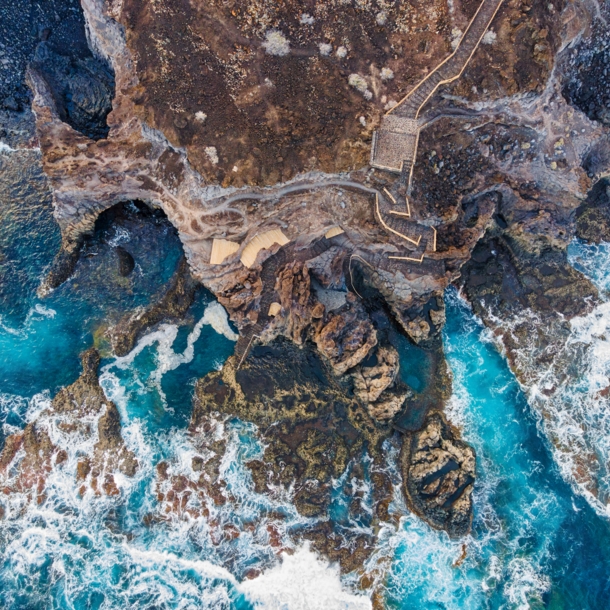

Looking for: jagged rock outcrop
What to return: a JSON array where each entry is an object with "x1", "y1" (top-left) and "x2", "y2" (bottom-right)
[
  {"x1": 313, "y1": 296, "x2": 377, "y2": 375},
  {"x1": 402, "y1": 413, "x2": 476, "y2": 538},
  {"x1": 352, "y1": 346, "x2": 399, "y2": 404},
  {"x1": 191, "y1": 339, "x2": 394, "y2": 572},
  {"x1": 351, "y1": 345, "x2": 410, "y2": 421},
  {"x1": 576, "y1": 179, "x2": 610, "y2": 244},
  {"x1": 28, "y1": 0, "x2": 601, "y2": 370},
  {"x1": 31, "y1": 37, "x2": 114, "y2": 140},
  {"x1": 0, "y1": 422, "x2": 55, "y2": 503},
  {"x1": 0, "y1": 349, "x2": 137, "y2": 503},
  {"x1": 271, "y1": 260, "x2": 316, "y2": 344}
]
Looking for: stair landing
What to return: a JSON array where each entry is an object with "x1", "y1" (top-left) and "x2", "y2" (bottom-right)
[{"x1": 370, "y1": 116, "x2": 419, "y2": 173}]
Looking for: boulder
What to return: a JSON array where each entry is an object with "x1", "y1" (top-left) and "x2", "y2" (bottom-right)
[
  {"x1": 352, "y1": 346, "x2": 399, "y2": 403},
  {"x1": 313, "y1": 297, "x2": 377, "y2": 375},
  {"x1": 402, "y1": 413, "x2": 476, "y2": 538}
]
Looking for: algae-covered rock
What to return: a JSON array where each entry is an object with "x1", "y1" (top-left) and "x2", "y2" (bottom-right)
[
  {"x1": 402, "y1": 413, "x2": 476, "y2": 538},
  {"x1": 192, "y1": 338, "x2": 395, "y2": 572}
]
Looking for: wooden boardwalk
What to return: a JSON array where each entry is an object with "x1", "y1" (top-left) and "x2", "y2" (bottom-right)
[
  {"x1": 370, "y1": 0, "x2": 505, "y2": 176},
  {"x1": 369, "y1": 0, "x2": 505, "y2": 266}
]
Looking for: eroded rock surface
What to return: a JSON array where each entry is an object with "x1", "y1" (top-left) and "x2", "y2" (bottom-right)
[
  {"x1": 313, "y1": 296, "x2": 378, "y2": 375},
  {"x1": 0, "y1": 349, "x2": 137, "y2": 503},
  {"x1": 192, "y1": 339, "x2": 395, "y2": 571},
  {"x1": 402, "y1": 412, "x2": 476, "y2": 538},
  {"x1": 352, "y1": 346, "x2": 399, "y2": 404}
]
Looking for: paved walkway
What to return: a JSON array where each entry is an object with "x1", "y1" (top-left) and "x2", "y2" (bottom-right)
[
  {"x1": 369, "y1": 0, "x2": 505, "y2": 262},
  {"x1": 371, "y1": 0, "x2": 505, "y2": 176}
]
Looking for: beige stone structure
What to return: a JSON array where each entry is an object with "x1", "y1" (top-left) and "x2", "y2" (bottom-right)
[
  {"x1": 240, "y1": 229, "x2": 290, "y2": 268},
  {"x1": 209, "y1": 239, "x2": 240, "y2": 265}
]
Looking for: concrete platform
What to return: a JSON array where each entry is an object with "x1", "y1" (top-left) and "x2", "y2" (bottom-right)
[{"x1": 370, "y1": 115, "x2": 419, "y2": 174}]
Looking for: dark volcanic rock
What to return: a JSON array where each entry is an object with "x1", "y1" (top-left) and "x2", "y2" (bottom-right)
[
  {"x1": 31, "y1": 42, "x2": 114, "y2": 140},
  {"x1": 116, "y1": 0, "x2": 561, "y2": 187},
  {"x1": 458, "y1": 208, "x2": 605, "y2": 499},
  {"x1": 116, "y1": 246, "x2": 135, "y2": 276},
  {"x1": 401, "y1": 413, "x2": 476, "y2": 538},
  {"x1": 459, "y1": 227, "x2": 599, "y2": 390},
  {"x1": 562, "y1": 19, "x2": 610, "y2": 127},
  {"x1": 109, "y1": 255, "x2": 200, "y2": 356},
  {"x1": 576, "y1": 179, "x2": 610, "y2": 244},
  {"x1": 39, "y1": 237, "x2": 83, "y2": 295},
  {"x1": 0, "y1": 0, "x2": 114, "y2": 139},
  {"x1": 461, "y1": 234, "x2": 596, "y2": 321},
  {"x1": 0, "y1": 0, "x2": 91, "y2": 112},
  {"x1": 192, "y1": 338, "x2": 394, "y2": 572}
]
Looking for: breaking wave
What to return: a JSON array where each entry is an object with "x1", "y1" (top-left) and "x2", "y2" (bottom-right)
[{"x1": 478, "y1": 238, "x2": 610, "y2": 515}]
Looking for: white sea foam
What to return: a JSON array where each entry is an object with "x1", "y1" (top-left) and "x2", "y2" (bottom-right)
[
  {"x1": 107, "y1": 225, "x2": 131, "y2": 247},
  {"x1": 240, "y1": 544, "x2": 372, "y2": 610},
  {"x1": 32, "y1": 304, "x2": 56, "y2": 318},
  {"x1": 504, "y1": 557, "x2": 550, "y2": 610},
  {"x1": 126, "y1": 546, "x2": 238, "y2": 583},
  {"x1": 351, "y1": 292, "x2": 565, "y2": 609},
  {"x1": 455, "y1": 245, "x2": 610, "y2": 517},
  {"x1": 0, "y1": 395, "x2": 292, "y2": 608},
  {"x1": 101, "y1": 301, "x2": 237, "y2": 406},
  {"x1": 201, "y1": 301, "x2": 238, "y2": 341},
  {"x1": 23, "y1": 391, "x2": 53, "y2": 423},
  {"x1": 516, "y1": 291, "x2": 610, "y2": 512},
  {"x1": 108, "y1": 302, "x2": 236, "y2": 373},
  {"x1": 568, "y1": 240, "x2": 610, "y2": 295},
  {"x1": 0, "y1": 286, "x2": 573, "y2": 608},
  {"x1": 0, "y1": 302, "x2": 58, "y2": 337}
]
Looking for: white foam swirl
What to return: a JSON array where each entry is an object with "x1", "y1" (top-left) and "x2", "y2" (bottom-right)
[{"x1": 240, "y1": 544, "x2": 372, "y2": 610}]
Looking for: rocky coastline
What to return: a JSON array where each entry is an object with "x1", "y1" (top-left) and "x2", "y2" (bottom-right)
[
  {"x1": 2, "y1": 0, "x2": 610, "y2": 573},
  {"x1": 0, "y1": 349, "x2": 137, "y2": 505}
]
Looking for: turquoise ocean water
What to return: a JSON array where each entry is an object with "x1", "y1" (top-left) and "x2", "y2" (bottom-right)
[{"x1": 1, "y1": 149, "x2": 610, "y2": 608}]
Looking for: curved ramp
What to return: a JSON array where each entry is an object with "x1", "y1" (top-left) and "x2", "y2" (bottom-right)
[{"x1": 240, "y1": 229, "x2": 290, "y2": 268}]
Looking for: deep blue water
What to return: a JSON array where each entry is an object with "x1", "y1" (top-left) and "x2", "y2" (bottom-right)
[
  {"x1": 377, "y1": 289, "x2": 610, "y2": 609},
  {"x1": 1, "y1": 148, "x2": 610, "y2": 608}
]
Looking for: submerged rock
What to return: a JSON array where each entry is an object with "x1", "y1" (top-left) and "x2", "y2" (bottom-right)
[
  {"x1": 0, "y1": 349, "x2": 137, "y2": 504},
  {"x1": 402, "y1": 413, "x2": 476, "y2": 538},
  {"x1": 115, "y1": 245, "x2": 135, "y2": 276},
  {"x1": 109, "y1": 256, "x2": 199, "y2": 356}
]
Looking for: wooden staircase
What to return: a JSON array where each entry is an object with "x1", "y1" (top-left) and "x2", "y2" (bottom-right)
[{"x1": 391, "y1": 0, "x2": 506, "y2": 120}]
